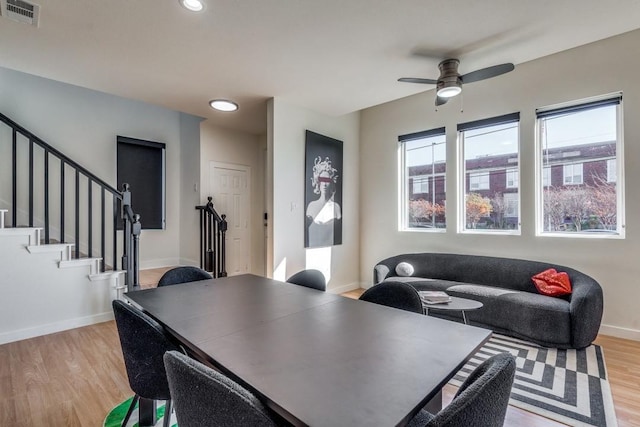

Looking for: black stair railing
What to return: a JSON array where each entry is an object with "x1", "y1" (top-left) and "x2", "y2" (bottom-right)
[
  {"x1": 0, "y1": 112, "x2": 141, "y2": 291},
  {"x1": 195, "y1": 197, "x2": 227, "y2": 278}
]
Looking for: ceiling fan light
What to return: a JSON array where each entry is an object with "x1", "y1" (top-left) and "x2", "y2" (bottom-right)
[
  {"x1": 437, "y1": 85, "x2": 462, "y2": 98},
  {"x1": 180, "y1": 0, "x2": 205, "y2": 12},
  {"x1": 209, "y1": 99, "x2": 239, "y2": 112}
]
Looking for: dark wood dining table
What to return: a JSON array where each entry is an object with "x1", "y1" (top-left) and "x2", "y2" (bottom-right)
[{"x1": 125, "y1": 274, "x2": 491, "y2": 427}]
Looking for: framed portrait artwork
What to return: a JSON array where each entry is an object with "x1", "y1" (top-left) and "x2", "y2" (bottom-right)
[{"x1": 304, "y1": 130, "x2": 343, "y2": 248}]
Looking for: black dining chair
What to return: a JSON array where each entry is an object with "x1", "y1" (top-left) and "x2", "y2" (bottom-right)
[
  {"x1": 286, "y1": 269, "x2": 327, "y2": 291},
  {"x1": 164, "y1": 350, "x2": 281, "y2": 427},
  {"x1": 112, "y1": 299, "x2": 181, "y2": 427},
  {"x1": 407, "y1": 353, "x2": 516, "y2": 427},
  {"x1": 157, "y1": 266, "x2": 212, "y2": 287},
  {"x1": 358, "y1": 281, "x2": 424, "y2": 314}
]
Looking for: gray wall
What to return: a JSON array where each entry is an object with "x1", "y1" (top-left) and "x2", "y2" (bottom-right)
[
  {"x1": 359, "y1": 29, "x2": 640, "y2": 339},
  {"x1": 0, "y1": 66, "x2": 201, "y2": 268},
  {"x1": 179, "y1": 113, "x2": 205, "y2": 266}
]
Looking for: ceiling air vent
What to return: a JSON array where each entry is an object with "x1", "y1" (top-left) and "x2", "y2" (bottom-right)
[{"x1": 1, "y1": 0, "x2": 40, "y2": 27}]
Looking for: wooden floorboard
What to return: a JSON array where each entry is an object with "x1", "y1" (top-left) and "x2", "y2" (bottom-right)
[{"x1": 0, "y1": 270, "x2": 637, "y2": 426}]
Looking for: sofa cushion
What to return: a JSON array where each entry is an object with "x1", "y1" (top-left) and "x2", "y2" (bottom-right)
[
  {"x1": 443, "y1": 284, "x2": 572, "y2": 346},
  {"x1": 395, "y1": 262, "x2": 415, "y2": 277},
  {"x1": 383, "y1": 276, "x2": 455, "y2": 292}
]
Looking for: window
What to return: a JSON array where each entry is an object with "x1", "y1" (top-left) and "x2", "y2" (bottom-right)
[
  {"x1": 503, "y1": 193, "x2": 518, "y2": 217},
  {"x1": 607, "y1": 159, "x2": 616, "y2": 182},
  {"x1": 506, "y1": 169, "x2": 518, "y2": 188},
  {"x1": 542, "y1": 166, "x2": 551, "y2": 187},
  {"x1": 399, "y1": 128, "x2": 446, "y2": 230},
  {"x1": 458, "y1": 113, "x2": 520, "y2": 232},
  {"x1": 537, "y1": 94, "x2": 623, "y2": 236},
  {"x1": 563, "y1": 163, "x2": 583, "y2": 185},
  {"x1": 117, "y1": 136, "x2": 166, "y2": 230},
  {"x1": 469, "y1": 172, "x2": 490, "y2": 190},
  {"x1": 412, "y1": 176, "x2": 430, "y2": 194}
]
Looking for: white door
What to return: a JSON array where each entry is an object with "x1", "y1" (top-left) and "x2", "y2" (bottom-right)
[{"x1": 209, "y1": 162, "x2": 251, "y2": 276}]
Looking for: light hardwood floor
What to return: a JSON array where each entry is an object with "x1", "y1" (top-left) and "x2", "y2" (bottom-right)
[{"x1": 1, "y1": 269, "x2": 638, "y2": 426}]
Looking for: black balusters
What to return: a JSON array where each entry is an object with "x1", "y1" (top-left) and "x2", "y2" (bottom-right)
[
  {"x1": 12, "y1": 129, "x2": 17, "y2": 226},
  {"x1": 1, "y1": 112, "x2": 141, "y2": 289},
  {"x1": 60, "y1": 160, "x2": 65, "y2": 243},
  {"x1": 88, "y1": 179, "x2": 92, "y2": 257},
  {"x1": 44, "y1": 150, "x2": 49, "y2": 243},
  {"x1": 29, "y1": 138, "x2": 33, "y2": 227},
  {"x1": 101, "y1": 188, "x2": 105, "y2": 271},
  {"x1": 75, "y1": 169, "x2": 79, "y2": 259},
  {"x1": 195, "y1": 197, "x2": 227, "y2": 278}
]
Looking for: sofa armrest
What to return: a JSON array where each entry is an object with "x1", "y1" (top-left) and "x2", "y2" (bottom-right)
[
  {"x1": 569, "y1": 275, "x2": 604, "y2": 348},
  {"x1": 373, "y1": 264, "x2": 391, "y2": 284}
]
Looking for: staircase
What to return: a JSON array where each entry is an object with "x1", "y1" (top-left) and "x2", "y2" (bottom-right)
[
  {"x1": 0, "y1": 209, "x2": 126, "y2": 344},
  {"x1": 0, "y1": 112, "x2": 141, "y2": 345}
]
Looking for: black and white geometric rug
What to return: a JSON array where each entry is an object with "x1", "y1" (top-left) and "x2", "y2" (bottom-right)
[{"x1": 449, "y1": 334, "x2": 618, "y2": 426}]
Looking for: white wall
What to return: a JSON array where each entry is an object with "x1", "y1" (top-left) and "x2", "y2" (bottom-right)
[
  {"x1": 179, "y1": 113, "x2": 204, "y2": 266},
  {"x1": 0, "y1": 230, "x2": 117, "y2": 344},
  {"x1": 269, "y1": 98, "x2": 360, "y2": 293},
  {"x1": 199, "y1": 122, "x2": 266, "y2": 276},
  {"x1": 360, "y1": 29, "x2": 640, "y2": 340},
  {"x1": 0, "y1": 66, "x2": 201, "y2": 268}
]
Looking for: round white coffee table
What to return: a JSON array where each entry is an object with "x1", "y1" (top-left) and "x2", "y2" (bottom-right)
[{"x1": 423, "y1": 296, "x2": 483, "y2": 325}]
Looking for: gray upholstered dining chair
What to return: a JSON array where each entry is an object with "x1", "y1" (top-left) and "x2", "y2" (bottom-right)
[
  {"x1": 157, "y1": 266, "x2": 212, "y2": 287},
  {"x1": 407, "y1": 352, "x2": 516, "y2": 427},
  {"x1": 112, "y1": 299, "x2": 181, "y2": 427},
  {"x1": 359, "y1": 281, "x2": 424, "y2": 314},
  {"x1": 163, "y1": 350, "x2": 282, "y2": 427},
  {"x1": 286, "y1": 269, "x2": 327, "y2": 291}
]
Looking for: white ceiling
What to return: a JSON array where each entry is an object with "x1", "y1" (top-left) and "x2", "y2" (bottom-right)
[{"x1": 1, "y1": 0, "x2": 640, "y2": 135}]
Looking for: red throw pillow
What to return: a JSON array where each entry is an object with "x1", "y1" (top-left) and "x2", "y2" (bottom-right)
[{"x1": 532, "y1": 268, "x2": 572, "y2": 297}]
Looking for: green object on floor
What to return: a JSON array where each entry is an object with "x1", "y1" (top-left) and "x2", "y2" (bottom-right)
[{"x1": 103, "y1": 397, "x2": 175, "y2": 427}]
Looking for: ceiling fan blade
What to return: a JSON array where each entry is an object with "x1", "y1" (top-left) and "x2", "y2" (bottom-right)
[
  {"x1": 460, "y1": 63, "x2": 514, "y2": 84},
  {"x1": 435, "y1": 96, "x2": 448, "y2": 106},
  {"x1": 398, "y1": 77, "x2": 439, "y2": 85}
]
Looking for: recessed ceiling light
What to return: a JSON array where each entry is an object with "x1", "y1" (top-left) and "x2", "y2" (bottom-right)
[
  {"x1": 179, "y1": 0, "x2": 205, "y2": 12},
  {"x1": 209, "y1": 99, "x2": 239, "y2": 112}
]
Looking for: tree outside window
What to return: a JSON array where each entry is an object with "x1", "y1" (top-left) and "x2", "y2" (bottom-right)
[{"x1": 466, "y1": 193, "x2": 492, "y2": 229}]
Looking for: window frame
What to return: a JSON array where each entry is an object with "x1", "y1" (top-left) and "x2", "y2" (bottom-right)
[
  {"x1": 535, "y1": 93, "x2": 625, "y2": 238},
  {"x1": 457, "y1": 112, "x2": 521, "y2": 235},
  {"x1": 398, "y1": 127, "x2": 447, "y2": 232}
]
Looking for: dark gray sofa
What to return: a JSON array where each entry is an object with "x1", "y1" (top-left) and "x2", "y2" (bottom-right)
[{"x1": 374, "y1": 253, "x2": 603, "y2": 349}]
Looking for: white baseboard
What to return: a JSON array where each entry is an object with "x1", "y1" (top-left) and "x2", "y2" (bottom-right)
[
  {"x1": 599, "y1": 323, "x2": 640, "y2": 342},
  {"x1": 328, "y1": 281, "x2": 362, "y2": 295},
  {"x1": 0, "y1": 312, "x2": 115, "y2": 345}
]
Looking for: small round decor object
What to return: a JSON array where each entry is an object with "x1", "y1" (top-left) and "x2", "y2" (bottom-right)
[{"x1": 395, "y1": 262, "x2": 414, "y2": 277}]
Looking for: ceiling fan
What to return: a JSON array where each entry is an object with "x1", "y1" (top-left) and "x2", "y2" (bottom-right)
[{"x1": 398, "y1": 59, "x2": 515, "y2": 106}]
